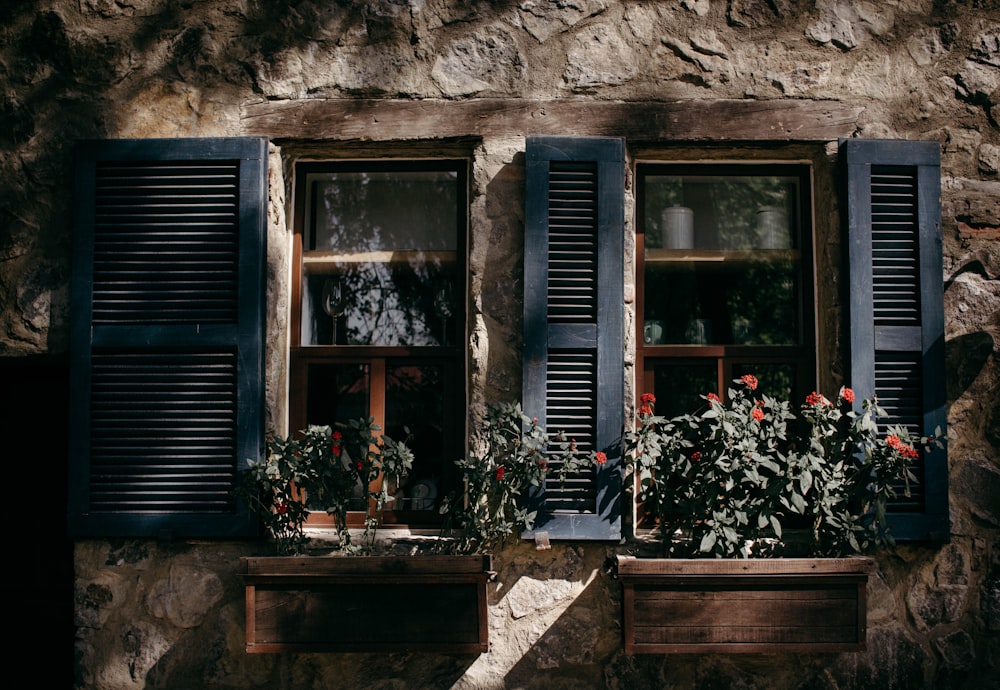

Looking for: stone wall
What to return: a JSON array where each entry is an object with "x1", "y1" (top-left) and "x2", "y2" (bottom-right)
[{"x1": 2, "y1": 1, "x2": 998, "y2": 688}]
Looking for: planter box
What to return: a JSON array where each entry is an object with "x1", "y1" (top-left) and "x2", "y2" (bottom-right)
[
  {"x1": 240, "y1": 554, "x2": 492, "y2": 654},
  {"x1": 614, "y1": 555, "x2": 873, "y2": 654}
]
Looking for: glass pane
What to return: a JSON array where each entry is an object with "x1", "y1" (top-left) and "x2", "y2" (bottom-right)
[
  {"x1": 732, "y1": 363, "x2": 796, "y2": 402},
  {"x1": 385, "y1": 364, "x2": 447, "y2": 512},
  {"x1": 304, "y1": 363, "x2": 370, "y2": 511},
  {"x1": 642, "y1": 167, "x2": 804, "y2": 347},
  {"x1": 644, "y1": 174, "x2": 798, "y2": 250},
  {"x1": 302, "y1": 264, "x2": 458, "y2": 346},
  {"x1": 651, "y1": 362, "x2": 717, "y2": 418},
  {"x1": 644, "y1": 260, "x2": 799, "y2": 345},
  {"x1": 306, "y1": 170, "x2": 459, "y2": 252},
  {"x1": 304, "y1": 363, "x2": 370, "y2": 427}
]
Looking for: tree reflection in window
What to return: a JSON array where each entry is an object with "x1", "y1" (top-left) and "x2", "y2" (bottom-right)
[{"x1": 301, "y1": 167, "x2": 461, "y2": 347}]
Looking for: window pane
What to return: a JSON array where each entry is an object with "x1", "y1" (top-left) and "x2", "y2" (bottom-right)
[
  {"x1": 304, "y1": 363, "x2": 370, "y2": 428},
  {"x1": 302, "y1": 264, "x2": 458, "y2": 346},
  {"x1": 650, "y1": 362, "x2": 717, "y2": 418},
  {"x1": 644, "y1": 174, "x2": 798, "y2": 251},
  {"x1": 303, "y1": 363, "x2": 370, "y2": 511},
  {"x1": 307, "y1": 170, "x2": 459, "y2": 252},
  {"x1": 385, "y1": 364, "x2": 450, "y2": 512},
  {"x1": 732, "y1": 363, "x2": 796, "y2": 402},
  {"x1": 644, "y1": 260, "x2": 799, "y2": 345}
]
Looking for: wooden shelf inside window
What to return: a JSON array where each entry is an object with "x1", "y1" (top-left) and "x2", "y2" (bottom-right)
[
  {"x1": 645, "y1": 248, "x2": 800, "y2": 264},
  {"x1": 303, "y1": 250, "x2": 458, "y2": 269}
]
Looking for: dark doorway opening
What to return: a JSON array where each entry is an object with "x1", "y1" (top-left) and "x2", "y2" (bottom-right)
[{"x1": 1, "y1": 355, "x2": 73, "y2": 686}]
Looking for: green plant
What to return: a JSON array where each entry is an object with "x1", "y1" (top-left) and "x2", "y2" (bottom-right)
[
  {"x1": 236, "y1": 404, "x2": 599, "y2": 556},
  {"x1": 235, "y1": 418, "x2": 413, "y2": 555},
  {"x1": 440, "y1": 402, "x2": 601, "y2": 555},
  {"x1": 623, "y1": 375, "x2": 943, "y2": 558}
]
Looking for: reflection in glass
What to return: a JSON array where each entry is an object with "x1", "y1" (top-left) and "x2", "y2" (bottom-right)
[
  {"x1": 321, "y1": 278, "x2": 345, "y2": 345},
  {"x1": 301, "y1": 166, "x2": 462, "y2": 348},
  {"x1": 307, "y1": 170, "x2": 459, "y2": 252},
  {"x1": 303, "y1": 265, "x2": 458, "y2": 346}
]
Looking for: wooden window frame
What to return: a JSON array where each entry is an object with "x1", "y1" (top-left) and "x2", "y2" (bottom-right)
[{"x1": 289, "y1": 158, "x2": 469, "y2": 530}]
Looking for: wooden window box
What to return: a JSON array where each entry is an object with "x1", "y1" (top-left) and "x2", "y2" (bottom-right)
[
  {"x1": 240, "y1": 554, "x2": 492, "y2": 654},
  {"x1": 614, "y1": 555, "x2": 873, "y2": 654}
]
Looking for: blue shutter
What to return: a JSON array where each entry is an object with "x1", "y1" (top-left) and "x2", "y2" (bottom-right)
[
  {"x1": 843, "y1": 138, "x2": 949, "y2": 542},
  {"x1": 522, "y1": 136, "x2": 624, "y2": 540},
  {"x1": 68, "y1": 137, "x2": 268, "y2": 539}
]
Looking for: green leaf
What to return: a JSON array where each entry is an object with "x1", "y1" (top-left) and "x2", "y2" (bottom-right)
[
  {"x1": 799, "y1": 470, "x2": 813, "y2": 494},
  {"x1": 699, "y1": 531, "x2": 717, "y2": 553}
]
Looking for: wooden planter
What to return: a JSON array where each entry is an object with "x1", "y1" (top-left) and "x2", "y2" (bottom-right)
[
  {"x1": 240, "y1": 554, "x2": 493, "y2": 654},
  {"x1": 614, "y1": 555, "x2": 873, "y2": 654}
]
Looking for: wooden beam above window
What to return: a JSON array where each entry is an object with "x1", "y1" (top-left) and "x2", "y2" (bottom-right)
[{"x1": 242, "y1": 98, "x2": 862, "y2": 143}]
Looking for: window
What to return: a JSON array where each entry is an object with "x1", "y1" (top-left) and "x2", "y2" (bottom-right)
[
  {"x1": 521, "y1": 136, "x2": 946, "y2": 544},
  {"x1": 636, "y1": 163, "x2": 815, "y2": 414},
  {"x1": 290, "y1": 160, "x2": 468, "y2": 526}
]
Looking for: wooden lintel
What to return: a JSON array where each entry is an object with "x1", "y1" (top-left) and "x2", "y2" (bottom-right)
[{"x1": 241, "y1": 98, "x2": 862, "y2": 143}]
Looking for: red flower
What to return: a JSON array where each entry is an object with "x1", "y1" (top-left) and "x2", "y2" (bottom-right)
[
  {"x1": 332, "y1": 430, "x2": 343, "y2": 440},
  {"x1": 356, "y1": 461, "x2": 364, "y2": 471},
  {"x1": 640, "y1": 392, "x2": 656, "y2": 405},
  {"x1": 740, "y1": 374, "x2": 758, "y2": 390},
  {"x1": 638, "y1": 403, "x2": 653, "y2": 417},
  {"x1": 691, "y1": 451, "x2": 702, "y2": 461},
  {"x1": 806, "y1": 391, "x2": 831, "y2": 407},
  {"x1": 570, "y1": 438, "x2": 577, "y2": 451},
  {"x1": 707, "y1": 392, "x2": 721, "y2": 403},
  {"x1": 275, "y1": 501, "x2": 288, "y2": 515},
  {"x1": 332, "y1": 444, "x2": 342, "y2": 458},
  {"x1": 886, "y1": 435, "x2": 918, "y2": 458},
  {"x1": 495, "y1": 465, "x2": 506, "y2": 480},
  {"x1": 840, "y1": 387, "x2": 855, "y2": 404},
  {"x1": 751, "y1": 408, "x2": 765, "y2": 422},
  {"x1": 595, "y1": 451, "x2": 607, "y2": 465}
]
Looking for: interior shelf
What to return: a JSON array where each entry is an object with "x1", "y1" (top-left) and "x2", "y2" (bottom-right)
[
  {"x1": 304, "y1": 250, "x2": 458, "y2": 269},
  {"x1": 645, "y1": 248, "x2": 800, "y2": 264}
]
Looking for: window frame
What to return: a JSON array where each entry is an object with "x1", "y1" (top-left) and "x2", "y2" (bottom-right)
[{"x1": 289, "y1": 158, "x2": 470, "y2": 529}]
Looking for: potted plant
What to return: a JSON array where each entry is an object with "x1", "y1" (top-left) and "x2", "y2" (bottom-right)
[
  {"x1": 235, "y1": 404, "x2": 597, "y2": 653},
  {"x1": 614, "y1": 374, "x2": 943, "y2": 653}
]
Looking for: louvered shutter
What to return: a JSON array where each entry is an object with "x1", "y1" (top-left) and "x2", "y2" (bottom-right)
[
  {"x1": 843, "y1": 138, "x2": 948, "y2": 542},
  {"x1": 68, "y1": 137, "x2": 268, "y2": 538},
  {"x1": 522, "y1": 136, "x2": 624, "y2": 540}
]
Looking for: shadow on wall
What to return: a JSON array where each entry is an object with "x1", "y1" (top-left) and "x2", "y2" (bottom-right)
[{"x1": 946, "y1": 331, "x2": 994, "y2": 406}]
